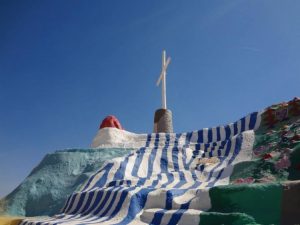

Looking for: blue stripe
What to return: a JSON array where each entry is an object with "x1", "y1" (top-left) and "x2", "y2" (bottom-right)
[
  {"x1": 82, "y1": 189, "x2": 104, "y2": 215},
  {"x1": 161, "y1": 172, "x2": 174, "y2": 188},
  {"x1": 64, "y1": 193, "x2": 78, "y2": 213},
  {"x1": 173, "y1": 172, "x2": 187, "y2": 188},
  {"x1": 224, "y1": 140, "x2": 232, "y2": 157},
  {"x1": 208, "y1": 128, "x2": 212, "y2": 143},
  {"x1": 149, "y1": 174, "x2": 162, "y2": 188},
  {"x1": 70, "y1": 192, "x2": 87, "y2": 214},
  {"x1": 172, "y1": 133, "x2": 181, "y2": 171},
  {"x1": 144, "y1": 134, "x2": 160, "y2": 179},
  {"x1": 91, "y1": 187, "x2": 136, "y2": 224},
  {"x1": 92, "y1": 188, "x2": 118, "y2": 215},
  {"x1": 112, "y1": 153, "x2": 131, "y2": 181},
  {"x1": 209, "y1": 146, "x2": 215, "y2": 157},
  {"x1": 98, "y1": 187, "x2": 124, "y2": 217},
  {"x1": 114, "y1": 188, "x2": 155, "y2": 225},
  {"x1": 92, "y1": 162, "x2": 114, "y2": 189},
  {"x1": 82, "y1": 162, "x2": 113, "y2": 191},
  {"x1": 241, "y1": 117, "x2": 246, "y2": 132},
  {"x1": 168, "y1": 203, "x2": 191, "y2": 225},
  {"x1": 145, "y1": 134, "x2": 151, "y2": 147},
  {"x1": 147, "y1": 147, "x2": 159, "y2": 178},
  {"x1": 217, "y1": 145, "x2": 222, "y2": 157},
  {"x1": 79, "y1": 191, "x2": 95, "y2": 214},
  {"x1": 216, "y1": 127, "x2": 221, "y2": 141},
  {"x1": 172, "y1": 147, "x2": 179, "y2": 171},
  {"x1": 225, "y1": 125, "x2": 231, "y2": 139},
  {"x1": 197, "y1": 130, "x2": 203, "y2": 143},
  {"x1": 151, "y1": 209, "x2": 164, "y2": 225},
  {"x1": 131, "y1": 147, "x2": 146, "y2": 177},
  {"x1": 160, "y1": 134, "x2": 170, "y2": 173},
  {"x1": 249, "y1": 112, "x2": 258, "y2": 130},
  {"x1": 234, "y1": 122, "x2": 238, "y2": 135},
  {"x1": 61, "y1": 195, "x2": 72, "y2": 212}
]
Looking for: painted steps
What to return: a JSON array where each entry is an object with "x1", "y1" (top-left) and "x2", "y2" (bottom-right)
[{"x1": 141, "y1": 208, "x2": 202, "y2": 225}]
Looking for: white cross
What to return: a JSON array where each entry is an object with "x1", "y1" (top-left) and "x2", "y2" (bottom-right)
[{"x1": 156, "y1": 50, "x2": 171, "y2": 109}]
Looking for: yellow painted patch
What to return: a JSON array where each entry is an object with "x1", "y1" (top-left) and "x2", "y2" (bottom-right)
[
  {"x1": 197, "y1": 156, "x2": 220, "y2": 165},
  {"x1": 0, "y1": 217, "x2": 23, "y2": 225}
]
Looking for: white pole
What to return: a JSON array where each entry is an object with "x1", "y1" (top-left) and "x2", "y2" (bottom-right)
[{"x1": 162, "y1": 50, "x2": 167, "y2": 109}]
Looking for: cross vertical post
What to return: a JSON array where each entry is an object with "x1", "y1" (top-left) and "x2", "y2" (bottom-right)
[
  {"x1": 162, "y1": 50, "x2": 167, "y2": 109},
  {"x1": 154, "y1": 50, "x2": 173, "y2": 133}
]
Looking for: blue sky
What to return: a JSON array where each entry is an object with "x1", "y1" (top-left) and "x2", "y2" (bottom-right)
[{"x1": 1, "y1": 0, "x2": 300, "y2": 197}]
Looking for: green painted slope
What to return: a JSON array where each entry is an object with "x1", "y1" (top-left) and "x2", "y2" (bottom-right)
[
  {"x1": 0, "y1": 148, "x2": 132, "y2": 217},
  {"x1": 208, "y1": 183, "x2": 282, "y2": 225},
  {"x1": 200, "y1": 212, "x2": 257, "y2": 225}
]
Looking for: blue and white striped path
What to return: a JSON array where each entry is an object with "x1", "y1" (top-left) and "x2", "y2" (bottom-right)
[{"x1": 21, "y1": 112, "x2": 260, "y2": 225}]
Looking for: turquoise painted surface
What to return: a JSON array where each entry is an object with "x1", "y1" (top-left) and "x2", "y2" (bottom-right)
[{"x1": 0, "y1": 148, "x2": 132, "y2": 217}]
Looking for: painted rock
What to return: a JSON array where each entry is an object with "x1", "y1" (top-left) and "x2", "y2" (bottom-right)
[
  {"x1": 263, "y1": 153, "x2": 273, "y2": 160},
  {"x1": 99, "y1": 115, "x2": 123, "y2": 130},
  {"x1": 292, "y1": 134, "x2": 300, "y2": 141}
]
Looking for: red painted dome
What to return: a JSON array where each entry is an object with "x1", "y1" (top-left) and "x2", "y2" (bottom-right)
[{"x1": 99, "y1": 115, "x2": 123, "y2": 130}]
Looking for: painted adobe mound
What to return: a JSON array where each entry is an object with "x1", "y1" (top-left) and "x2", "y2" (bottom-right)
[{"x1": 1, "y1": 97, "x2": 300, "y2": 225}]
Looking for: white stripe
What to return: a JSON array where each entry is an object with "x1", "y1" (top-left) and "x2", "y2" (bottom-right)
[
  {"x1": 153, "y1": 144, "x2": 163, "y2": 175},
  {"x1": 254, "y1": 112, "x2": 262, "y2": 130},
  {"x1": 237, "y1": 119, "x2": 242, "y2": 134},
  {"x1": 229, "y1": 123, "x2": 234, "y2": 137},
  {"x1": 177, "y1": 147, "x2": 185, "y2": 172},
  {"x1": 177, "y1": 133, "x2": 186, "y2": 146},
  {"x1": 212, "y1": 127, "x2": 217, "y2": 142},
  {"x1": 245, "y1": 114, "x2": 250, "y2": 131},
  {"x1": 160, "y1": 210, "x2": 173, "y2": 225},
  {"x1": 177, "y1": 209, "x2": 201, "y2": 225},
  {"x1": 137, "y1": 148, "x2": 151, "y2": 178},
  {"x1": 166, "y1": 143, "x2": 174, "y2": 173},
  {"x1": 190, "y1": 131, "x2": 198, "y2": 143},
  {"x1": 184, "y1": 147, "x2": 194, "y2": 169},
  {"x1": 124, "y1": 150, "x2": 138, "y2": 180},
  {"x1": 220, "y1": 126, "x2": 226, "y2": 141},
  {"x1": 202, "y1": 128, "x2": 208, "y2": 143}
]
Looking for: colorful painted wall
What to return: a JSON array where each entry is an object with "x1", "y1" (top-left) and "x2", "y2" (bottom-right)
[{"x1": 1, "y1": 98, "x2": 300, "y2": 225}]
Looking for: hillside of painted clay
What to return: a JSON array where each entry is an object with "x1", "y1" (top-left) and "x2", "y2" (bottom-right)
[{"x1": 0, "y1": 97, "x2": 299, "y2": 225}]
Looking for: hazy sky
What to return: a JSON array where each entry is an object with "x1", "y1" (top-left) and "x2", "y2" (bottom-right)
[{"x1": 1, "y1": 0, "x2": 300, "y2": 197}]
